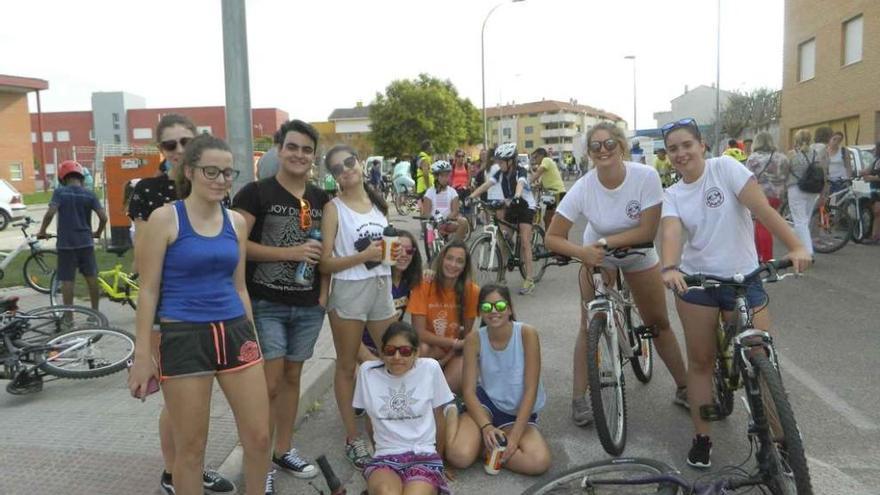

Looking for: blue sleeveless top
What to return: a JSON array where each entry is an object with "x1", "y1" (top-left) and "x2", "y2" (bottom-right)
[
  {"x1": 158, "y1": 201, "x2": 245, "y2": 323},
  {"x1": 478, "y1": 321, "x2": 546, "y2": 416}
]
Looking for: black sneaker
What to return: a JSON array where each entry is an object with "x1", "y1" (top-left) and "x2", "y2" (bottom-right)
[
  {"x1": 264, "y1": 469, "x2": 276, "y2": 495},
  {"x1": 203, "y1": 469, "x2": 236, "y2": 493},
  {"x1": 687, "y1": 435, "x2": 712, "y2": 469},
  {"x1": 159, "y1": 471, "x2": 174, "y2": 495},
  {"x1": 273, "y1": 448, "x2": 318, "y2": 479}
]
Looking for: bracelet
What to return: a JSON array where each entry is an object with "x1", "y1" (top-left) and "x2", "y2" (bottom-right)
[
  {"x1": 480, "y1": 423, "x2": 492, "y2": 431},
  {"x1": 661, "y1": 265, "x2": 679, "y2": 273}
]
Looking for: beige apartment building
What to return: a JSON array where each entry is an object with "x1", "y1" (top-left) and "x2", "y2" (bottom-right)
[
  {"x1": 780, "y1": 0, "x2": 879, "y2": 148},
  {"x1": 486, "y1": 100, "x2": 626, "y2": 156}
]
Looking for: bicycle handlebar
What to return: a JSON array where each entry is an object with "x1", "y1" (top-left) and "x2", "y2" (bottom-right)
[
  {"x1": 533, "y1": 242, "x2": 655, "y2": 262},
  {"x1": 682, "y1": 259, "x2": 795, "y2": 288}
]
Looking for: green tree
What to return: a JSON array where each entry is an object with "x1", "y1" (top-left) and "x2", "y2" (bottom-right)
[
  {"x1": 721, "y1": 87, "x2": 781, "y2": 138},
  {"x1": 370, "y1": 74, "x2": 482, "y2": 156}
]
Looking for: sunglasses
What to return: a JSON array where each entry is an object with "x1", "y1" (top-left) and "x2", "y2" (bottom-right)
[
  {"x1": 588, "y1": 139, "x2": 619, "y2": 153},
  {"x1": 329, "y1": 155, "x2": 358, "y2": 177},
  {"x1": 159, "y1": 137, "x2": 192, "y2": 152},
  {"x1": 192, "y1": 165, "x2": 240, "y2": 181},
  {"x1": 661, "y1": 118, "x2": 701, "y2": 140},
  {"x1": 382, "y1": 345, "x2": 415, "y2": 357},
  {"x1": 299, "y1": 198, "x2": 312, "y2": 230},
  {"x1": 398, "y1": 246, "x2": 416, "y2": 256},
  {"x1": 480, "y1": 300, "x2": 509, "y2": 313}
]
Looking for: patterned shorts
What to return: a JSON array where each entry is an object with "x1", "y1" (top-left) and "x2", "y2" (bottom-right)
[{"x1": 364, "y1": 452, "x2": 451, "y2": 494}]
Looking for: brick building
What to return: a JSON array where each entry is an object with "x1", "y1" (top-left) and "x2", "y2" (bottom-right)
[
  {"x1": 0, "y1": 74, "x2": 47, "y2": 194},
  {"x1": 780, "y1": 0, "x2": 879, "y2": 147}
]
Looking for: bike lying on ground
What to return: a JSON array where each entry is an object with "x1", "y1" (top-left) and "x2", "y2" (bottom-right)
[
  {"x1": 0, "y1": 217, "x2": 57, "y2": 293},
  {"x1": 0, "y1": 296, "x2": 133, "y2": 395},
  {"x1": 48, "y1": 245, "x2": 139, "y2": 309}
]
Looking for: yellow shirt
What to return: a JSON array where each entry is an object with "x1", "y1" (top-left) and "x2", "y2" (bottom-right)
[
  {"x1": 539, "y1": 157, "x2": 565, "y2": 193},
  {"x1": 653, "y1": 157, "x2": 672, "y2": 174},
  {"x1": 415, "y1": 152, "x2": 434, "y2": 194}
]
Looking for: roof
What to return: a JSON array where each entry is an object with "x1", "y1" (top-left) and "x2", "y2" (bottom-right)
[
  {"x1": 486, "y1": 100, "x2": 623, "y2": 122},
  {"x1": 671, "y1": 85, "x2": 733, "y2": 103},
  {"x1": 328, "y1": 105, "x2": 372, "y2": 121},
  {"x1": 0, "y1": 74, "x2": 49, "y2": 93}
]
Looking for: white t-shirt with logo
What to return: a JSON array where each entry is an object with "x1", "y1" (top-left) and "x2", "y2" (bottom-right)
[
  {"x1": 353, "y1": 358, "x2": 454, "y2": 457},
  {"x1": 661, "y1": 156, "x2": 758, "y2": 278},
  {"x1": 423, "y1": 186, "x2": 459, "y2": 219},
  {"x1": 486, "y1": 164, "x2": 505, "y2": 201},
  {"x1": 556, "y1": 161, "x2": 663, "y2": 245}
]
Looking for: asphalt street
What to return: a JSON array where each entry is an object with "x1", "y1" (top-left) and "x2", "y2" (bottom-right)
[{"x1": 275, "y1": 203, "x2": 880, "y2": 495}]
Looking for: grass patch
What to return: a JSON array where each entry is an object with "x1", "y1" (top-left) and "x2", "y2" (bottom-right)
[
  {"x1": 24, "y1": 187, "x2": 105, "y2": 205},
  {"x1": 0, "y1": 245, "x2": 134, "y2": 299}
]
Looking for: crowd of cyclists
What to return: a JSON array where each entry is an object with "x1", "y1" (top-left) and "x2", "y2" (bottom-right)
[{"x1": 119, "y1": 112, "x2": 880, "y2": 495}]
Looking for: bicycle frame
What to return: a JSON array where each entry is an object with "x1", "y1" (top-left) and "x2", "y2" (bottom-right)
[
  {"x1": 480, "y1": 214, "x2": 523, "y2": 272},
  {"x1": 585, "y1": 269, "x2": 641, "y2": 367},
  {"x1": 0, "y1": 239, "x2": 36, "y2": 272},
  {"x1": 97, "y1": 264, "x2": 137, "y2": 300}
]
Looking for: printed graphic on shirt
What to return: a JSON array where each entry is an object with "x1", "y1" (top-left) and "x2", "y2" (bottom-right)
[
  {"x1": 432, "y1": 309, "x2": 449, "y2": 337},
  {"x1": 253, "y1": 214, "x2": 305, "y2": 291},
  {"x1": 705, "y1": 187, "x2": 724, "y2": 208},
  {"x1": 625, "y1": 200, "x2": 641, "y2": 220},
  {"x1": 379, "y1": 383, "x2": 419, "y2": 420}
]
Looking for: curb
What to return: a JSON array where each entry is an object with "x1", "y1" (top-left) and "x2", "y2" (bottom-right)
[{"x1": 216, "y1": 318, "x2": 337, "y2": 482}]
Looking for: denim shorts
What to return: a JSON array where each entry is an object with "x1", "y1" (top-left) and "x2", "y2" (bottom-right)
[
  {"x1": 253, "y1": 299, "x2": 326, "y2": 361},
  {"x1": 56, "y1": 247, "x2": 98, "y2": 281},
  {"x1": 476, "y1": 386, "x2": 538, "y2": 429},
  {"x1": 677, "y1": 273, "x2": 768, "y2": 311}
]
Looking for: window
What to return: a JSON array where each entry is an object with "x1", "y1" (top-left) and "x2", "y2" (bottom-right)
[
  {"x1": 133, "y1": 128, "x2": 153, "y2": 140},
  {"x1": 524, "y1": 126, "x2": 534, "y2": 134},
  {"x1": 89, "y1": 129, "x2": 95, "y2": 141},
  {"x1": 798, "y1": 38, "x2": 816, "y2": 82},
  {"x1": 528, "y1": 113, "x2": 538, "y2": 117},
  {"x1": 56, "y1": 131, "x2": 70, "y2": 142},
  {"x1": 524, "y1": 140, "x2": 534, "y2": 148},
  {"x1": 843, "y1": 15, "x2": 863, "y2": 65},
  {"x1": 197, "y1": 126, "x2": 212, "y2": 135},
  {"x1": 9, "y1": 163, "x2": 23, "y2": 181},
  {"x1": 112, "y1": 112, "x2": 120, "y2": 130},
  {"x1": 31, "y1": 132, "x2": 36, "y2": 143},
  {"x1": 502, "y1": 127, "x2": 512, "y2": 138},
  {"x1": 113, "y1": 134, "x2": 121, "y2": 144},
  {"x1": 42, "y1": 132, "x2": 53, "y2": 142}
]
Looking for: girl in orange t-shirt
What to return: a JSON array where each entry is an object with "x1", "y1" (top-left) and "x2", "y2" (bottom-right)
[{"x1": 407, "y1": 240, "x2": 479, "y2": 393}]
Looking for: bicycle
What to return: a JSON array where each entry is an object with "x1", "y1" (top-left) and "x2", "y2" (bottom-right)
[
  {"x1": 469, "y1": 201, "x2": 549, "y2": 285},
  {"x1": 524, "y1": 454, "x2": 808, "y2": 494},
  {"x1": 390, "y1": 184, "x2": 420, "y2": 217},
  {"x1": 0, "y1": 297, "x2": 133, "y2": 395},
  {"x1": 678, "y1": 259, "x2": 812, "y2": 494},
  {"x1": 414, "y1": 213, "x2": 448, "y2": 262},
  {"x1": 540, "y1": 244, "x2": 657, "y2": 456},
  {"x1": 48, "y1": 244, "x2": 139, "y2": 309},
  {"x1": 0, "y1": 217, "x2": 57, "y2": 293}
]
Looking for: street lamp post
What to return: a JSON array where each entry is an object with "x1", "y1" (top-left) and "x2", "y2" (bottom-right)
[
  {"x1": 482, "y1": 0, "x2": 525, "y2": 149},
  {"x1": 714, "y1": 0, "x2": 722, "y2": 154},
  {"x1": 624, "y1": 55, "x2": 637, "y2": 133}
]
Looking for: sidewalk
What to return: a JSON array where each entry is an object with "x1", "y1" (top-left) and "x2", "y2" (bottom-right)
[{"x1": 0, "y1": 285, "x2": 337, "y2": 495}]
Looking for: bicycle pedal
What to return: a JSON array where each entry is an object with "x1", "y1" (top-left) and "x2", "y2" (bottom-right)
[
  {"x1": 633, "y1": 325, "x2": 659, "y2": 338},
  {"x1": 699, "y1": 404, "x2": 725, "y2": 421}
]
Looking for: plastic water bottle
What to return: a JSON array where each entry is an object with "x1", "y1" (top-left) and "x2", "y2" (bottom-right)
[{"x1": 293, "y1": 227, "x2": 322, "y2": 286}]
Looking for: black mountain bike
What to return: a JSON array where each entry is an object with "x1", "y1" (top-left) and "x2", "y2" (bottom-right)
[{"x1": 469, "y1": 201, "x2": 549, "y2": 285}]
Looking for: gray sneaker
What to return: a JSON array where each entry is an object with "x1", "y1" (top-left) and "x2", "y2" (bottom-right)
[
  {"x1": 674, "y1": 386, "x2": 690, "y2": 410},
  {"x1": 345, "y1": 436, "x2": 372, "y2": 470},
  {"x1": 572, "y1": 397, "x2": 593, "y2": 427}
]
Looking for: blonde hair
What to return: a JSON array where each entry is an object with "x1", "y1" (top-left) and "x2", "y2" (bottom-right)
[
  {"x1": 793, "y1": 129, "x2": 812, "y2": 154},
  {"x1": 752, "y1": 132, "x2": 776, "y2": 153},
  {"x1": 586, "y1": 122, "x2": 629, "y2": 160}
]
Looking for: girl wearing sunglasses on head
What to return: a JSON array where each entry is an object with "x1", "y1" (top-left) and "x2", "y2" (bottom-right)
[
  {"x1": 320, "y1": 145, "x2": 399, "y2": 469},
  {"x1": 353, "y1": 322, "x2": 454, "y2": 495},
  {"x1": 407, "y1": 240, "x2": 479, "y2": 393},
  {"x1": 128, "y1": 134, "x2": 268, "y2": 495},
  {"x1": 545, "y1": 121, "x2": 689, "y2": 428},
  {"x1": 443, "y1": 283, "x2": 550, "y2": 476},
  {"x1": 659, "y1": 118, "x2": 810, "y2": 469}
]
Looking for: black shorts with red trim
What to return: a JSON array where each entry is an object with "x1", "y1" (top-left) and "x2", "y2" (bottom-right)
[{"x1": 158, "y1": 316, "x2": 262, "y2": 380}]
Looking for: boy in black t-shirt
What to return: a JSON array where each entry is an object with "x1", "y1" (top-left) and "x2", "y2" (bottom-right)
[{"x1": 232, "y1": 120, "x2": 329, "y2": 483}]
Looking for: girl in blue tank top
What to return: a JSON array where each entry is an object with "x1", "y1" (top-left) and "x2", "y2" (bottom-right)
[
  {"x1": 128, "y1": 134, "x2": 270, "y2": 495},
  {"x1": 442, "y1": 283, "x2": 551, "y2": 476}
]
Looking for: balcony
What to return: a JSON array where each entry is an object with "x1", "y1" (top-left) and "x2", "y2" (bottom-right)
[
  {"x1": 540, "y1": 112, "x2": 578, "y2": 124},
  {"x1": 540, "y1": 127, "x2": 577, "y2": 139}
]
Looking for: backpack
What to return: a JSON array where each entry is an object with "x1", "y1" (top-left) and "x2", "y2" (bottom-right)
[{"x1": 792, "y1": 150, "x2": 824, "y2": 193}]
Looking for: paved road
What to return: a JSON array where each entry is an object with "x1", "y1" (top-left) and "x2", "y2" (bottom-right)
[{"x1": 275, "y1": 207, "x2": 880, "y2": 494}]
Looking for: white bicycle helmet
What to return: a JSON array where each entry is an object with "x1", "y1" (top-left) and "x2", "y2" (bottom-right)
[
  {"x1": 431, "y1": 160, "x2": 452, "y2": 174},
  {"x1": 494, "y1": 143, "x2": 517, "y2": 160}
]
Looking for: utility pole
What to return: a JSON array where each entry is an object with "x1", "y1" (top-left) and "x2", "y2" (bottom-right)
[{"x1": 221, "y1": 0, "x2": 254, "y2": 194}]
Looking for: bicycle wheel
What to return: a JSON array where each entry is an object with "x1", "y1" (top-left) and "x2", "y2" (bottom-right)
[
  {"x1": 523, "y1": 457, "x2": 679, "y2": 495},
  {"x1": 39, "y1": 327, "x2": 135, "y2": 379},
  {"x1": 851, "y1": 202, "x2": 873, "y2": 243},
  {"x1": 470, "y1": 234, "x2": 504, "y2": 284},
  {"x1": 810, "y1": 205, "x2": 850, "y2": 253},
  {"x1": 712, "y1": 360, "x2": 734, "y2": 419},
  {"x1": 587, "y1": 316, "x2": 627, "y2": 456},
  {"x1": 23, "y1": 249, "x2": 58, "y2": 294},
  {"x1": 520, "y1": 225, "x2": 549, "y2": 283},
  {"x1": 623, "y1": 289, "x2": 653, "y2": 384},
  {"x1": 749, "y1": 353, "x2": 813, "y2": 495},
  {"x1": 19, "y1": 304, "x2": 109, "y2": 342}
]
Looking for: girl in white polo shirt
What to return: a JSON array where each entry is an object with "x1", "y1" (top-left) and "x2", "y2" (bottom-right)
[
  {"x1": 658, "y1": 119, "x2": 810, "y2": 469},
  {"x1": 545, "y1": 122, "x2": 688, "y2": 428}
]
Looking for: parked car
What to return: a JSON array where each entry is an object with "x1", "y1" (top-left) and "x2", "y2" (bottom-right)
[
  {"x1": 847, "y1": 145, "x2": 876, "y2": 195},
  {"x1": 0, "y1": 179, "x2": 27, "y2": 230}
]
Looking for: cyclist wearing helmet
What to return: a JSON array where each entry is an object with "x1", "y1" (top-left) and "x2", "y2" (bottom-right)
[{"x1": 422, "y1": 160, "x2": 468, "y2": 241}]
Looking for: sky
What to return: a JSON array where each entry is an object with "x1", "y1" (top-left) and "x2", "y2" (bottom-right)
[{"x1": 2, "y1": 0, "x2": 784, "y2": 130}]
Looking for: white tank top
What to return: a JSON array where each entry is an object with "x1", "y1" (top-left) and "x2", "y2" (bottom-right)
[
  {"x1": 331, "y1": 197, "x2": 391, "y2": 280},
  {"x1": 828, "y1": 148, "x2": 846, "y2": 180}
]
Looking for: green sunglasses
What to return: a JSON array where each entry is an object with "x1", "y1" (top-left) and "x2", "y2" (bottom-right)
[{"x1": 480, "y1": 300, "x2": 509, "y2": 313}]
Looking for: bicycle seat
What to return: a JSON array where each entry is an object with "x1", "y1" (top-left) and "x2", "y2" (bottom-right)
[
  {"x1": 106, "y1": 245, "x2": 131, "y2": 257},
  {"x1": 0, "y1": 296, "x2": 20, "y2": 313}
]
